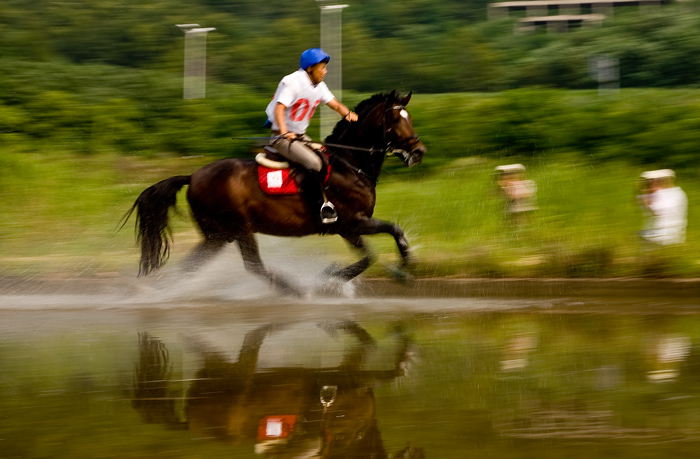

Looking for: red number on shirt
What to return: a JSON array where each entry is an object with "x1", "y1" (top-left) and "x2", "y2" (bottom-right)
[
  {"x1": 308, "y1": 100, "x2": 321, "y2": 120},
  {"x1": 290, "y1": 98, "x2": 321, "y2": 122},
  {"x1": 290, "y1": 99, "x2": 310, "y2": 122}
]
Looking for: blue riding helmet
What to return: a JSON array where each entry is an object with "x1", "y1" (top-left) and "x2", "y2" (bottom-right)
[{"x1": 300, "y1": 48, "x2": 330, "y2": 70}]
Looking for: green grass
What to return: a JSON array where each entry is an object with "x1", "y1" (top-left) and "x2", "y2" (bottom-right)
[
  {"x1": 0, "y1": 151, "x2": 209, "y2": 276},
  {"x1": 367, "y1": 153, "x2": 699, "y2": 278},
  {"x1": 1, "y1": 149, "x2": 697, "y2": 279}
]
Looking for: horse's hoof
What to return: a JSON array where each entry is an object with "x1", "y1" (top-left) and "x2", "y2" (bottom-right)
[
  {"x1": 385, "y1": 264, "x2": 413, "y2": 284},
  {"x1": 321, "y1": 263, "x2": 342, "y2": 279},
  {"x1": 313, "y1": 276, "x2": 356, "y2": 298},
  {"x1": 269, "y1": 273, "x2": 307, "y2": 298}
]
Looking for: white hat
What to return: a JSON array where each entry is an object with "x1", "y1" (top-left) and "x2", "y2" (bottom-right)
[
  {"x1": 640, "y1": 169, "x2": 675, "y2": 180},
  {"x1": 658, "y1": 169, "x2": 675, "y2": 178},
  {"x1": 495, "y1": 164, "x2": 526, "y2": 173}
]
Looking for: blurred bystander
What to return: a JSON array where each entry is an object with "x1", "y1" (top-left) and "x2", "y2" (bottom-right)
[
  {"x1": 495, "y1": 164, "x2": 537, "y2": 227},
  {"x1": 638, "y1": 169, "x2": 687, "y2": 245}
]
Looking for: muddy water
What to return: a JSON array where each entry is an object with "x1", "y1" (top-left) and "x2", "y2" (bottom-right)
[{"x1": 1, "y1": 275, "x2": 699, "y2": 458}]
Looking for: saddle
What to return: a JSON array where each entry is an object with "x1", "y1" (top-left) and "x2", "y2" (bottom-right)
[{"x1": 256, "y1": 145, "x2": 330, "y2": 195}]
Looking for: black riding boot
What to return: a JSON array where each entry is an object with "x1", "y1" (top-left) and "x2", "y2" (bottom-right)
[{"x1": 301, "y1": 170, "x2": 337, "y2": 228}]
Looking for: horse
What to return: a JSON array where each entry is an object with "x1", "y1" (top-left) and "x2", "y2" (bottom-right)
[
  {"x1": 133, "y1": 321, "x2": 423, "y2": 458},
  {"x1": 123, "y1": 91, "x2": 426, "y2": 294}
]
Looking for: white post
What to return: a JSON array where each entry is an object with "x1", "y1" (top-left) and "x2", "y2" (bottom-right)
[
  {"x1": 176, "y1": 24, "x2": 216, "y2": 99},
  {"x1": 316, "y1": 2, "x2": 349, "y2": 139},
  {"x1": 589, "y1": 54, "x2": 620, "y2": 95}
]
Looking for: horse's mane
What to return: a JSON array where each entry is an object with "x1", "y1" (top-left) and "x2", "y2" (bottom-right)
[
  {"x1": 353, "y1": 92, "x2": 397, "y2": 117},
  {"x1": 325, "y1": 92, "x2": 401, "y2": 144}
]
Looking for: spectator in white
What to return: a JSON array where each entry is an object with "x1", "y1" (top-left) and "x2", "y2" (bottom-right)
[
  {"x1": 495, "y1": 164, "x2": 537, "y2": 226},
  {"x1": 639, "y1": 169, "x2": 688, "y2": 245}
]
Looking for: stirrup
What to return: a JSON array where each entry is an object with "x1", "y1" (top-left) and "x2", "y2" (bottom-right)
[{"x1": 320, "y1": 201, "x2": 338, "y2": 224}]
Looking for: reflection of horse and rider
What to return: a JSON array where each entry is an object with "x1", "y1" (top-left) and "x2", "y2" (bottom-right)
[
  {"x1": 133, "y1": 321, "x2": 424, "y2": 458},
  {"x1": 123, "y1": 46, "x2": 426, "y2": 295}
]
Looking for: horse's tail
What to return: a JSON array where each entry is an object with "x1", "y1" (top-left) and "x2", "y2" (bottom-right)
[
  {"x1": 122, "y1": 175, "x2": 191, "y2": 276},
  {"x1": 132, "y1": 332, "x2": 187, "y2": 428}
]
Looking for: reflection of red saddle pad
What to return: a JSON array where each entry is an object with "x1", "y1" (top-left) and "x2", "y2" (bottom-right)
[
  {"x1": 258, "y1": 167, "x2": 299, "y2": 195},
  {"x1": 257, "y1": 415, "x2": 298, "y2": 441}
]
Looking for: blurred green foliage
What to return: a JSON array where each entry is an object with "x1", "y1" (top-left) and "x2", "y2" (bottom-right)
[
  {"x1": 2, "y1": 1, "x2": 700, "y2": 164},
  {"x1": 3, "y1": 0, "x2": 700, "y2": 93},
  {"x1": 1, "y1": 1, "x2": 699, "y2": 277},
  {"x1": 3, "y1": 70, "x2": 700, "y2": 167},
  {"x1": 410, "y1": 90, "x2": 700, "y2": 168}
]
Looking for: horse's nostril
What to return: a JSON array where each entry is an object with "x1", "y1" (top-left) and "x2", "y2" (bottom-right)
[{"x1": 408, "y1": 152, "x2": 423, "y2": 167}]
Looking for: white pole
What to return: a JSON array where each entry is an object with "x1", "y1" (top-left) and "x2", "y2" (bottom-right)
[
  {"x1": 316, "y1": 3, "x2": 349, "y2": 139},
  {"x1": 176, "y1": 24, "x2": 216, "y2": 99}
]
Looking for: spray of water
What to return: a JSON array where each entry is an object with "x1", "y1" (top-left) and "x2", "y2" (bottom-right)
[{"x1": 128, "y1": 235, "x2": 359, "y2": 304}]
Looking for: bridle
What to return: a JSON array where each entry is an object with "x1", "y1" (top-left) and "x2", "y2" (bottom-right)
[
  {"x1": 381, "y1": 104, "x2": 422, "y2": 163},
  {"x1": 330, "y1": 102, "x2": 421, "y2": 158},
  {"x1": 302, "y1": 99, "x2": 423, "y2": 182}
]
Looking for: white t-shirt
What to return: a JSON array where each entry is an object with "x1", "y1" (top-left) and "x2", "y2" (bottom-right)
[
  {"x1": 646, "y1": 186, "x2": 688, "y2": 245},
  {"x1": 503, "y1": 179, "x2": 537, "y2": 213},
  {"x1": 265, "y1": 69, "x2": 335, "y2": 134}
]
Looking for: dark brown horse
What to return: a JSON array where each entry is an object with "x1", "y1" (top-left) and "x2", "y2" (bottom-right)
[{"x1": 124, "y1": 91, "x2": 426, "y2": 294}]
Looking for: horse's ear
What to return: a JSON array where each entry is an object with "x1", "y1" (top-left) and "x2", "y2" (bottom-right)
[{"x1": 401, "y1": 91, "x2": 413, "y2": 106}]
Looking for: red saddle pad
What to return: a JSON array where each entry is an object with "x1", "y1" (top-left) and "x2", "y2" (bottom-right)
[{"x1": 258, "y1": 167, "x2": 299, "y2": 195}]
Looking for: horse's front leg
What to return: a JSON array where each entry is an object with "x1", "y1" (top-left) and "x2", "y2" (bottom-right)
[
  {"x1": 322, "y1": 234, "x2": 375, "y2": 282},
  {"x1": 325, "y1": 218, "x2": 412, "y2": 283},
  {"x1": 347, "y1": 218, "x2": 412, "y2": 268}
]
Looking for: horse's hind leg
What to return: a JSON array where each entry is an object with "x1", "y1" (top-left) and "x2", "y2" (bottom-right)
[
  {"x1": 179, "y1": 238, "x2": 227, "y2": 272},
  {"x1": 237, "y1": 233, "x2": 302, "y2": 296}
]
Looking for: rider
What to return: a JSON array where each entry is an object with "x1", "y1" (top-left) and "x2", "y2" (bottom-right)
[{"x1": 265, "y1": 48, "x2": 358, "y2": 225}]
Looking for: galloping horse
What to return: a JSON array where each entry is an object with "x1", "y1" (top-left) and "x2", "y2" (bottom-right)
[{"x1": 124, "y1": 91, "x2": 426, "y2": 294}]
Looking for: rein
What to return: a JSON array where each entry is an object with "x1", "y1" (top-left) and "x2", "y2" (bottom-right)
[
  {"x1": 237, "y1": 100, "x2": 421, "y2": 161},
  {"x1": 328, "y1": 103, "x2": 420, "y2": 156},
  {"x1": 320, "y1": 101, "x2": 421, "y2": 183}
]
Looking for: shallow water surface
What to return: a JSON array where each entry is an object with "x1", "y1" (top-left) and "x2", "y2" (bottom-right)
[{"x1": 1, "y1": 280, "x2": 700, "y2": 458}]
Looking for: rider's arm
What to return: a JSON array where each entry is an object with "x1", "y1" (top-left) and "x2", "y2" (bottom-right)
[
  {"x1": 327, "y1": 99, "x2": 358, "y2": 122},
  {"x1": 273, "y1": 103, "x2": 295, "y2": 139}
]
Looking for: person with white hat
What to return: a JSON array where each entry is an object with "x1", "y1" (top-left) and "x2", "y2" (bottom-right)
[
  {"x1": 639, "y1": 169, "x2": 687, "y2": 245},
  {"x1": 495, "y1": 164, "x2": 537, "y2": 226}
]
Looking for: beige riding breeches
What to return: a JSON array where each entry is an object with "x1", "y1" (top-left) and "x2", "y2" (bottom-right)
[{"x1": 270, "y1": 132, "x2": 323, "y2": 172}]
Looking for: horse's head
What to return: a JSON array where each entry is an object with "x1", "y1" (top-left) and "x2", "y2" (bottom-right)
[
  {"x1": 327, "y1": 91, "x2": 426, "y2": 169},
  {"x1": 381, "y1": 91, "x2": 426, "y2": 168}
]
